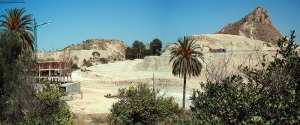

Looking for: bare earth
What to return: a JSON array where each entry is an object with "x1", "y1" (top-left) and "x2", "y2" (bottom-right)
[
  {"x1": 65, "y1": 34, "x2": 277, "y2": 124},
  {"x1": 68, "y1": 57, "x2": 206, "y2": 115}
]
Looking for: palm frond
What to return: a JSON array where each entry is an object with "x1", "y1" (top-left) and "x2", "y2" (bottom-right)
[
  {"x1": 0, "y1": 8, "x2": 34, "y2": 53},
  {"x1": 169, "y1": 36, "x2": 204, "y2": 78}
]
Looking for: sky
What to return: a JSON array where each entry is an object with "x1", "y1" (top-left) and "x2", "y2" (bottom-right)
[{"x1": 0, "y1": 0, "x2": 300, "y2": 51}]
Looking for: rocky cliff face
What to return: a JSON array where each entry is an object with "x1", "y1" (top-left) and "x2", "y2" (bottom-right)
[{"x1": 216, "y1": 6, "x2": 283, "y2": 44}]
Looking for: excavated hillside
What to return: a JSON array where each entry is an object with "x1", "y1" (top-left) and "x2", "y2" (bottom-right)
[
  {"x1": 65, "y1": 39, "x2": 128, "y2": 56},
  {"x1": 38, "y1": 39, "x2": 129, "y2": 67},
  {"x1": 216, "y1": 6, "x2": 282, "y2": 44}
]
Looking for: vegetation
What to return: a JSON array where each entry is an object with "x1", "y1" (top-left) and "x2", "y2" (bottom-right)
[
  {"x1": 82, "y1": 59, "x2": 93, "y2": 67},
  {"x1": 73, "y1": 55, "x2": 79, "y2": 60},
  {"x1": 169, "y1": 36, "x2": 203, "y2": 109},
  {"x1": 0, "y1": 8, "x2": 73, "y2": 124},
  {"x1": 126, "y1": 41, "x2": 153, "y2": 60},
  {"x1": 190, "y1": 31, "x2": 300, "y2": 124},
  {"x1": 99, "y1": 57, "x2": 109, "y2": 64},
  {"x1": 125, "y1": 47, "x2": 135, "y2": 60},
  {"x1": 0, "y1": 32, "x2": 25, "y2": 122},
  {"x1": 72, "y1": 64, "x2": 79, "y2": 70},
  {"x1": 107, "y1": 84, "x2": 180, "y2": 125},
  {"x1": 143, "y1": 49, "x2": 153, "y2": 57},
  {"x1": 20, "y1": 80, "x2": 74, "y2": 125},
  {"x1": 0, "y1": 8, "x2": 34, "y2": 53},
  {"x1": 150, "y1": 38, "x2": 162, "y2": 56},
  {"x1": 132, "y1": 40, "x2": 146, "y2": 59}
]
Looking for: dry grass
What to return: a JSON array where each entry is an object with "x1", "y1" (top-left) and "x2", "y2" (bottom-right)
[{"x1": 74, "y1": 113, "x2": 109, "y2": 125}]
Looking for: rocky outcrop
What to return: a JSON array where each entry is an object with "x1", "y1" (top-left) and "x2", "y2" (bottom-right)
[
  {"x1": 216, "y1": 6, "x2": 283, "y2": 44},
  {"x1": 66, "y1": 39, "x2": 128, "y2": 56}
]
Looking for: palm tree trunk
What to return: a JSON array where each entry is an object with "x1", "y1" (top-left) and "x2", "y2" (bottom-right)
[{"x1": 183, "y1": 74, "x2": 187, "y2": 109}]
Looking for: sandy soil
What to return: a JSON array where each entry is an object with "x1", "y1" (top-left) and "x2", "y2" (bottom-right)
[
  {"x1": 67, "y1": 51, "x2": 275, "y2": 115},
  {"x1": 64, "y1": 34, "x2": 278, "y2": 124}
]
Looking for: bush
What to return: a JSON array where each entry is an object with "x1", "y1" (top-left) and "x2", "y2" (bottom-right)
[
  {"x1": 72, "y1": 64, "x2": 79, "y2": 69},
  {"x1": 190, "y1": 31, "x2": 300, "y2": 124},
  {"x1": 99, "y1": 57, "x2": 108, "y2": 64},
  {"x1": 107, "y1": 84, "x2": 180, "y2": 125},
  {"x1": 20, "y1": 80, "x2": 74, "y2": 125},
  {"x1": 73, "y1": 55, "x2": 79, "y2": 61},
  {"x1": 191, "y1": 76, "x2": 260, "y2": 124},
  {"x1": 82, "y1": 59, "x2": 92, "y2": 67}
]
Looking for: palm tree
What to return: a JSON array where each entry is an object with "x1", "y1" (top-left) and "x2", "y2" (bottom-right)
[
  {"x1": 0, "y1": 8, "x2": 34, "y2": 52},
  {"x1": 169, "y1": 36, "x2": 203, "y2": 109}
]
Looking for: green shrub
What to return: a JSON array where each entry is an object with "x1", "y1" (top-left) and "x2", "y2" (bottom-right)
[
  {"x1": 191, "y1": 76, "x2": 261, "y2": 124},
  {"x1": 20, "y1": 80, "x2": 74, "y2": 125},
  {"x1": 190, "y1": 31, "x2": 300, "y2": 124},
  {"x1": 107, "y1": 84, "x2": 180, "y2": 125}
]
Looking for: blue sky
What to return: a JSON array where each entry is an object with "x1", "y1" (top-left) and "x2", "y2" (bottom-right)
[{"x1": 1, "y1": 0, "x2": 300, "y2": 51}]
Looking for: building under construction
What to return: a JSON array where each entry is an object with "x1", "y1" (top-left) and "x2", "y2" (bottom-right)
[
  {"x1": 36, "y1": 49, "x2": 80, "y2": 94},
  {"x1": 36, "y1": 60, "x2": 72, "y2": 84}
]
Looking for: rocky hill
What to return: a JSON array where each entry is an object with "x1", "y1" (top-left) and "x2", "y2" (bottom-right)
[
  {"x1": 65, "y1": 39, "x2": 128, "y2": 56},
  {"x1": 216, "y1": 6, "x2": 283, "y2": 44},
  {"x1": 38, "y1": 39, "x2": 129, "y2": 67}
]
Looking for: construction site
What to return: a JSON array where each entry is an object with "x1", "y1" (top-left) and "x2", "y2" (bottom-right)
[{"x1": 36, "y1": 49, "x2": 80, "y2": 94}]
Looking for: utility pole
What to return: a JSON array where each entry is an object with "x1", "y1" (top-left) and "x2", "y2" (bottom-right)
[
  {"x1": 33, "y1": 18, "x2": 51, "y2": 61},
  {"x1": 153, "y1": 73, "x2": 155, "y2": 90}
]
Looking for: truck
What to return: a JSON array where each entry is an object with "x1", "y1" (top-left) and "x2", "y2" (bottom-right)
[{"x1": 204, "y1": 45, "x2": 227, "y2": 53}]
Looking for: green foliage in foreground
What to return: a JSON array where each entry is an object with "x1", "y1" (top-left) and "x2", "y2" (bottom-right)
[
  {"x1": 0, "y1": 32, "x2": 73, "y2": 124},
  {"x1": 20, "y1": 80, "x2": 74, "y2": 125},
  {"x1": 190, "y1": 31, "x2": 300, "y2": 124},
  {"x1": 107, "y1": 84, "x2": 180, "y2": 125}
]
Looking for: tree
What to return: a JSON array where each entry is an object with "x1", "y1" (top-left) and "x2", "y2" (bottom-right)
[
  {"x1": 132, "y1": 40, "x2": 146, "y2": 59},
  {"x1": 125, "y1": 47, "x2": 135, "y2": 60},
  {"x1": 0, "y1": 32, "x2": 73, "y2": 124},
  {"x1": 0, "y1": 32, "x2": 22, "y2": 121},
  {"x1": 143, "y1": 49, "x2": 153, "y2": 57},
  {"x1": 0, "y1": 8, "x2": 34, "y2": 53},
  {"x1": 150, "y1": 38, "x2": 162, "y2": 56},
  {"x1": 169, "y1": 36, "x2": 203, "y2": 109}
]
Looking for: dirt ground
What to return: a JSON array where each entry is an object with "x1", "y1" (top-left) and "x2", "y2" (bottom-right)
[
  {"x1": 67, "y1": 55, "x2": 210, "y2": 124},
  {"x1": 66, "y1": 50, "x2": 278, "y2": 124},
  {"x1": 66, "y1": 33, "x2": 278, "y2": 124}
]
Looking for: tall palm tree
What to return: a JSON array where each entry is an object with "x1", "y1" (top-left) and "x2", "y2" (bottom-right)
[
  {"x1": 169, "y1": 36, "x2": 203, "y2": 109},
  {"x1": 0, "y1": 8, "x2": 34, "y2": 52}
]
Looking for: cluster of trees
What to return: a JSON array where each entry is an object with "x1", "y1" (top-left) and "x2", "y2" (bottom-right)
[
  {"x1": 0, "y1": 8, "x2": 73, "y2": 124},
  {"x1": 125, "y1": 38, "x2": 162, "y2": 60},
  {"x1": 109, "y1": 32, "x2": 300, "y2": 124}
]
